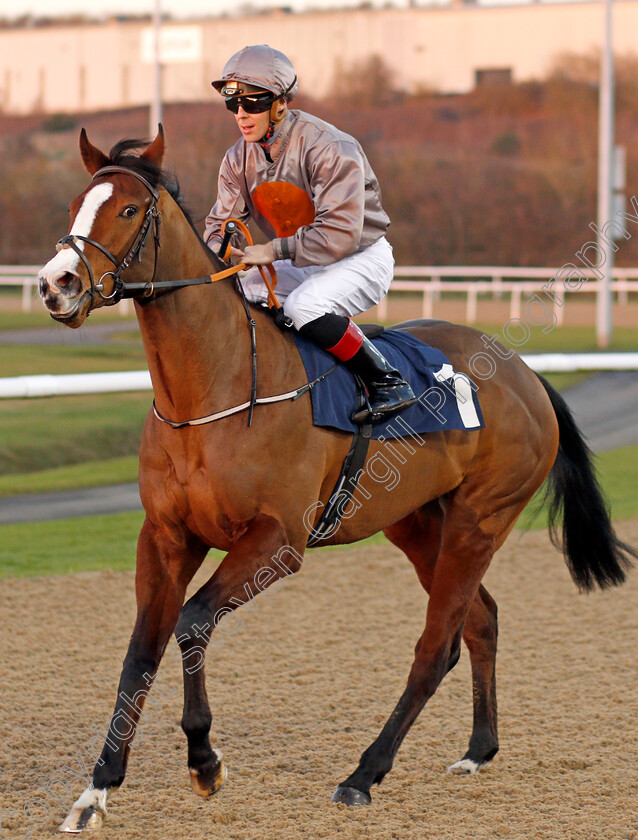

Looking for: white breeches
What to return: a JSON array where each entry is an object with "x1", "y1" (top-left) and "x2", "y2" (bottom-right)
[{"x1": 240, "y1": 236, "x2": 394, "y2": 328}]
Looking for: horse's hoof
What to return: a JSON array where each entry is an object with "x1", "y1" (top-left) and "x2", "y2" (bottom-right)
[
  {"x1": 331, "y1": 785, "x2": 372, "y2": 806},
  {"x1": 447, "y1": 758, "x2": 482, "y2": 775},
  {"x1": 59, "y1": 787, "x2": 107, "y2": 832},
  {"x1": 189, "y1": 756, "x2": 228, "y2": 798}
]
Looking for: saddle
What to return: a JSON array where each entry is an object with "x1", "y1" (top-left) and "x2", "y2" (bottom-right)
[{"x1": 293, "y1": 324, "x2": 484, "y2": 547}]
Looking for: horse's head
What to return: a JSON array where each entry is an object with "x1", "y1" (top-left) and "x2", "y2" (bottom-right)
[{"x1": 39, "y1": 127, "x2": 166, "y2": 328}]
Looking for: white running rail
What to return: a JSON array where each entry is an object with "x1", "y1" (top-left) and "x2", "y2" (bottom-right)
[
  {"x1": 3, "y1": 265, "x2": 638, "y2": 320},
  {"x1": 1, "y1": 355, "x2": 638, "y2": 399}
]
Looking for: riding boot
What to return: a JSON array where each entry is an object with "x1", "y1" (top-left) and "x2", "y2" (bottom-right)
[{"x1": 298, "y1": 314, "x2": 417, "y2": 424}]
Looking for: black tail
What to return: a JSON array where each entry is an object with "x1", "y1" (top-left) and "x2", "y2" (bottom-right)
[{"x1": 537, "y1": 373, "x2": 636, "y2": 591}]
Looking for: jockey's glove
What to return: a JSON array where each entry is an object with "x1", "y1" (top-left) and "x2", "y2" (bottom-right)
[{"x1": 242, "y1": 241, "x2": 276, "y2": 266}]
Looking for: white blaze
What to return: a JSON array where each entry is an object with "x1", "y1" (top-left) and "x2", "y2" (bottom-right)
[{"x1": 39, "y1": 182, "x2": 114, "y2": 289}]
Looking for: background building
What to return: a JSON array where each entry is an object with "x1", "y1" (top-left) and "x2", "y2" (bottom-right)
[{"x1": 1, "y1": 1, "x2": 638, "y2": 115}]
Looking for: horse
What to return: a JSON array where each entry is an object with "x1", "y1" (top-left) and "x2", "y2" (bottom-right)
[{"x1": 38, "y1": 127, "x2": 635, "y2": 832}]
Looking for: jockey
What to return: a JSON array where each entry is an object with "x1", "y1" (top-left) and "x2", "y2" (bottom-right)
[{"x1": 205, "y1": 44, "x2": 416, "y2": 423}]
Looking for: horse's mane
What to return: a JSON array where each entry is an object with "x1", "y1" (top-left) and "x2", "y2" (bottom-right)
[{"x1": 107, "y1": 138, "x2": 210, "y2": 250}]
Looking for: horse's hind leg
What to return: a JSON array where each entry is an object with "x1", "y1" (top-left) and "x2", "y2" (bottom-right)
[
  {"x1": 448, "y1": 584, "x2": 499, "y2": 774},
  {"x1": 333, "y1": 495, "x2": 495, "y2": 806},
  {"x1": 385, "y1": 504, "x2": 499, "y2": 777}
]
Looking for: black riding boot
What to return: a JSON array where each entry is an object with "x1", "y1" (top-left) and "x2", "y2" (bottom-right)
[
  {"x1": 299, "y1": 313, "x2": 416, "y2": 424},
  {"x1": 344, "y1": 336, "x2": 417, "y2": 424}
]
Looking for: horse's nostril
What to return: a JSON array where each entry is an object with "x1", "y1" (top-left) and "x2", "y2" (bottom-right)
[
  {"x1": 55, "y1": 272, "x2": 81, "y2": 295},
  {"x1": 39, "y1": 272, "x2": 80, "y2": 298}
]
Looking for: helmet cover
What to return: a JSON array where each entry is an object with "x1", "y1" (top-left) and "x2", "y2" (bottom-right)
[{"x1": 212, "y1": 45, "x2": 298, "y2": 101}]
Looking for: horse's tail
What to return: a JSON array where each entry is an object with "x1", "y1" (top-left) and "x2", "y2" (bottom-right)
[{"x1": 536, "y1": 373, "x2": 636, "y2": 591}]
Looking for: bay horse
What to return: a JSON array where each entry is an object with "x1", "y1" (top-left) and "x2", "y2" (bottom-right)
[{"x1": 38, "y1": 128, "x2": 634, "y2": 832}]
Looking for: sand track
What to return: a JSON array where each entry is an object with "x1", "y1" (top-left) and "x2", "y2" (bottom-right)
[{"x1": 1, "y1": 522, "x2": 637, "y2": 840}]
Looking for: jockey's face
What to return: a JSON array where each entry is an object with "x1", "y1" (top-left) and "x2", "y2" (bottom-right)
[{"x1": 234, "y1": 106, "x2": 272, "y2": 143}]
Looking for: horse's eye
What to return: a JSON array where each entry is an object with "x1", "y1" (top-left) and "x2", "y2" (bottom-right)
[{"x1": 121, "y1": 206, "x2": 137, "y2": 218}]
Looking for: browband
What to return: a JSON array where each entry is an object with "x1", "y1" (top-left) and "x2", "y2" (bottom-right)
[{"x1": 92, "y1": 165, "x2": 160, "y2": 201}]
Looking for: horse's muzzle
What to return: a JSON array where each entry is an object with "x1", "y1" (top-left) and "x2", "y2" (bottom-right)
[{"x1": 39, "y1": 272, "x2": 90, "y2": 326}]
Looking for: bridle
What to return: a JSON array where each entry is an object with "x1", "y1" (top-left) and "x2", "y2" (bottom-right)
[
  {"x1": 56, "y1": 162, "x2": 286, "y2": 425},
  {"x1": 55, "y1": 162, "x2": 289, "y2": 427},
  {"x1": 56, "y1": 165, "x2": 161, "y2": 308},
  {"x1": 56, "y1": 165, "x2": 279, "y2": 308}
]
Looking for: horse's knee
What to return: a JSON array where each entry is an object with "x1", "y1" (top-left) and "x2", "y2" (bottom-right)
[{"x1": 176, "y1": 596, "x2": 216, "y2": 644}]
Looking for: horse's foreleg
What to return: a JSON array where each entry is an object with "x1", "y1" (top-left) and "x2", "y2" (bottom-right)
[
  {"x1": 60, "y1": 520, "x2": 202, "y2": 833},
  {"x1": 447, "y1": 584, "x2": 499, "y2": 775},
  {"x1": 175, "y1": 514, "x2": 303, "y2": 799},
  {"x1": 333, "y1": 505, "x2": 494, "y2": 806}
]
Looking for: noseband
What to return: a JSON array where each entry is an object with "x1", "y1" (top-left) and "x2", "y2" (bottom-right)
[{"x1": 56, "y1": 165, "x2": 161, "y2": 307}]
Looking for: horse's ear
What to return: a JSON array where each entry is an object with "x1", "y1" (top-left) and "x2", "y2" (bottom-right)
[
  {"x1": 141, "y1": 124, "x2": 165, "y2": 169},
  {"x1": 79, "y1": 128, "x2": 110, "y2": 175}
]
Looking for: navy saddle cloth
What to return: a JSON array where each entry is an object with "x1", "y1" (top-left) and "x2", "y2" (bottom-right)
[{"x1": 292, "y1": 328, "x2": 484, "y2": 440}]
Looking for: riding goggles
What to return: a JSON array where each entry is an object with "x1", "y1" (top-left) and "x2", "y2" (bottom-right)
[{"x1": 224, "y1": 91, "x2": 278, "y2": 114}]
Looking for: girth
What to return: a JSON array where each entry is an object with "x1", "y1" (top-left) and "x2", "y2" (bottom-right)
[{"x1": 306, "y1": 382, "x2": 373, "y2": 547}]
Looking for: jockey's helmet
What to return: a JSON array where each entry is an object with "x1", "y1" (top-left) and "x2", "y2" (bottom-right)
[{"x1": 212, "y1": 45, "x2": 298, "y2": 103}]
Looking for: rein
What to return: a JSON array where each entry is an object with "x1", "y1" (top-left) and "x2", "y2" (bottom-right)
[
  {"x1": 58, "y1": 158, "x2": 374, "y2": 543},
  {"x1": 61, "y1": 164, "x2": 291, "y2": 428},
  {"x1": 58, "y1": 166, "x2": 281, "y2": 308}
]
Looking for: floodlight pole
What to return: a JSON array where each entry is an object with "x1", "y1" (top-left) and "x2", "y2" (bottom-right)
[
  {"x1": 596, "y1": 0, "x2": 614, "y2": 348},
  {"x1": 150, "y1": 0, "x2": 163, "y2": 137}
]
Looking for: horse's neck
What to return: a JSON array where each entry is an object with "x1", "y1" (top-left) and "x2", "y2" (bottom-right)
[{"x1": 135, "y1": 198, "x2": 249, "y2": 419}]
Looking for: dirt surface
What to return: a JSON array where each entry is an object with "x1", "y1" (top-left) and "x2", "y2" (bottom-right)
[{"x1": 1, "y1": 523, "x2": 637, "y2": 840}]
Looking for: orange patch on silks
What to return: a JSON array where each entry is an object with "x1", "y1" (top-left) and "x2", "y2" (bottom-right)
[{"x1": 252, "y1": 181, "x2": 315, "y2": 237}]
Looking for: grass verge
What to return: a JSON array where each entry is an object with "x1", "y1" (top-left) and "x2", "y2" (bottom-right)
[
  {"x1": 0, "y1": 319, "x2": 636, "y2": 529},
  {"x1": 1, "y1": 443, "x2": 636, "y2": 578},
  {"x1": 0, "y1": 512, "x2": 145, "y2": 578},
  {"x1": 0, "y1": 294, "x2": 138, "y2": 332},
  {"x1": 0, "y1": 392, "x2": 151, "y2": 474},
  {"x1": 0, "y1": 340, "x2": 147, "y2": 377},
  {"x1": 518, "y1": 442, "x2": 638, "y2": 531},
  {"x1": 0, "y1": 455, "x2": 139, "y2": 497}
]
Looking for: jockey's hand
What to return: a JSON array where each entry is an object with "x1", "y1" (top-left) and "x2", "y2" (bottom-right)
[
  {"x1": 214, "y1": 243, "x2": 244, "y2": 264},
  {"x1": 241, "y1": 242, "x2": 276, "y2": 266},
  {"x1": 226, "y1": 246, "x2": 244, "y2": 264}
]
